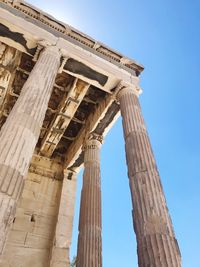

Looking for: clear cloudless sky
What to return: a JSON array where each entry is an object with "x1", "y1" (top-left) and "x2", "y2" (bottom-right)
[{"x1": 27, "y1": 1, "x2": 200, "y2": 266}]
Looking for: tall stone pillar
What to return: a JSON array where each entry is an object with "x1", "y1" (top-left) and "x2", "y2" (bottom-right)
[
  {"x1": 77, "y1": 135, "x2": 102, "y2": 267},
  {"x1": 51, "y1": 171, "x2": 77, "y2": 267},
  {"x1": 0, "y1": 44, "x2": 61, "y2": 254},
  {"x1": 117, "y1": 83, "x2": 181, "y2": 267}
]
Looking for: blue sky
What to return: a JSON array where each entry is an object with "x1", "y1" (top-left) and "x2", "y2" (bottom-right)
[{"x1": 28, "y1": 1, "x2": 200, "y2": 266}]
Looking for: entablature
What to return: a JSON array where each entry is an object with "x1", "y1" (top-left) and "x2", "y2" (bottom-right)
[
  {"x1": 0, "y1": 1, "x2": 143, "y2": 173},
  {"x1": 0, "y1": 0, "x2": 144, "y2": 76}
]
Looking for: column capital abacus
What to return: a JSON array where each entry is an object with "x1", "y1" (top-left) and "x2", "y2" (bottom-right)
[
  {"x1": 116, "y1": 81, "x2": 142, "y2": 100},
  {"x1": 37, "y1": 39, "x2": 53, "y2": 48}
]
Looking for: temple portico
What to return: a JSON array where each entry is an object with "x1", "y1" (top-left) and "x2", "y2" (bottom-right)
[{"x1": 0, "y1": 1, "x2": 181, "y2": 266}]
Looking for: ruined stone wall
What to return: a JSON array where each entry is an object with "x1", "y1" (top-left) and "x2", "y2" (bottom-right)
[{"x1": 0, "y1": 156, "x2": 63, "y2": 267}]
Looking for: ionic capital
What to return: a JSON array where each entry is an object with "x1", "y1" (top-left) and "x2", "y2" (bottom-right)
[
  {"x1": 57, "y1": 48, "x2": 72, "y2": 73},
  {"x1": 37, "y1": 39, "x2": 53, "y2": 48},
  {"x1": 83, "y1": 133, "x2": 102, "y2": 163},
  {"x1": 60, "y1": 48, "x2": 70, "y2": 59},
  {"x1": 58, "y1": 56, "x2": 69, "y2": 73},
  {"x1": 32, "y1": 44, "x2": 43, "y2": 62},
  {"x1": 83, "y1": 133, "x2": 103, "y2": 151},
  {"x1": 116, "y1": 81, "x2": 142, "y2": 100},
  {"x1": 36, "y1": 40, "x2": 61, "y2": 57}
]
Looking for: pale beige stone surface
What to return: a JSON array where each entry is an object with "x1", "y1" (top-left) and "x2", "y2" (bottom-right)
[
  {"x1": 50, "y1": 172, "x2": 77, "y2": 267},
  {"x1": 51, "y1": 247, "x2": 70, "y2": 267},
  {"x1": 0, "y1": 167, "x2": 62, "y2": 267},
  {"x1": 0, "y1": 45, "x2": 61, "y2": 254}
]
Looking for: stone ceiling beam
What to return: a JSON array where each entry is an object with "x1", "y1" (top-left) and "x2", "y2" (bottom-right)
[
  {"x1": 0, "y1": 42, "x2": 21, "y2": 110},
  {"x1": 40, "y1": 78, "x2": 89, "y2": 157},
  {"x1": 64, "y1": 93, "x2": 119, "y2": 170}
]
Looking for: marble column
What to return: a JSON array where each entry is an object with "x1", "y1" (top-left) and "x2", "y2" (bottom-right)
[
  {"x1": 51, "y1": 171, "x2": 77, "y2": 267},
  {"x1": 77, "y1": 135, "x2": 102, "y2": 267},
  {"x1": 117, "y1": 83, "x2": 181, "y2": 267},
  {"x1": 0, "y1": 45, "x2": 61, "y2": 254}
]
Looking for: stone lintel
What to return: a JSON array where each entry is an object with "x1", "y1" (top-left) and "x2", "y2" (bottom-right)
[
  {"x1": 64, "y1": 93, "x2": 118, "y2": 170},
  {"x1": 29, "y1": 154, "x2": 64, "y2": 180},
  {"x1": 0, "y1": 5, "x2": 140, "y2": 92},
  {"x1": 40, "y1": 78, "x2": 89, "y2": 157},
  {"x1": 0, "y1": 0, "x2": 144, "y2": 75}
]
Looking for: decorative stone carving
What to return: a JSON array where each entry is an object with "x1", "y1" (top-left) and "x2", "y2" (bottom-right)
[
  {"x1": 32, "y1": 44, "x2": 43, "y2": 62},
  {"x1": 116, "y1": 81, "x2": 142, "y2": 99},
  {"x1": 84, "y1": 132, "x2": 103, "y2": 147},
  {"x1": 0, "y1": 42, "x2": 6, "y2": 61},
  {"x1": 0, "y1": 70, "x2": 10, "y2": 105},
  {"x1": 0, "y1": 41, "x2": 18, "y2": 68}
]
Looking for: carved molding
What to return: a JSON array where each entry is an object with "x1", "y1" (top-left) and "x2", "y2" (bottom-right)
[
  {"x1": 1, "y1": 0, "x2": 144, "y2": 75},
  {"x1": 116, "y1": 81, "x2": 142, "y2": 100}
]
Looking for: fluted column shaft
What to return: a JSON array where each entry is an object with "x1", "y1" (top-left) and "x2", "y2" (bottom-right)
[
  {"x1": 118, "y1": 86, "x2": 181, "y2": 267},
  {"x1": 77, "y1": 137, "x2": 102, "y2": 267},
  {"x1": 0, "y1": 45, "x2": 61, "y2": 254}
]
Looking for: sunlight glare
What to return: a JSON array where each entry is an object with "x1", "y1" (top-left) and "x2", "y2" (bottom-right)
[{"x1": 27, "y1": 0, "x2": 82, "y2": 29}]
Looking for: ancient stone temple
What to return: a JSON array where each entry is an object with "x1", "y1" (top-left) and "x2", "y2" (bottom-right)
[{"x1": 0, "y1": 1, "x2": 181, "y2": 266}]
